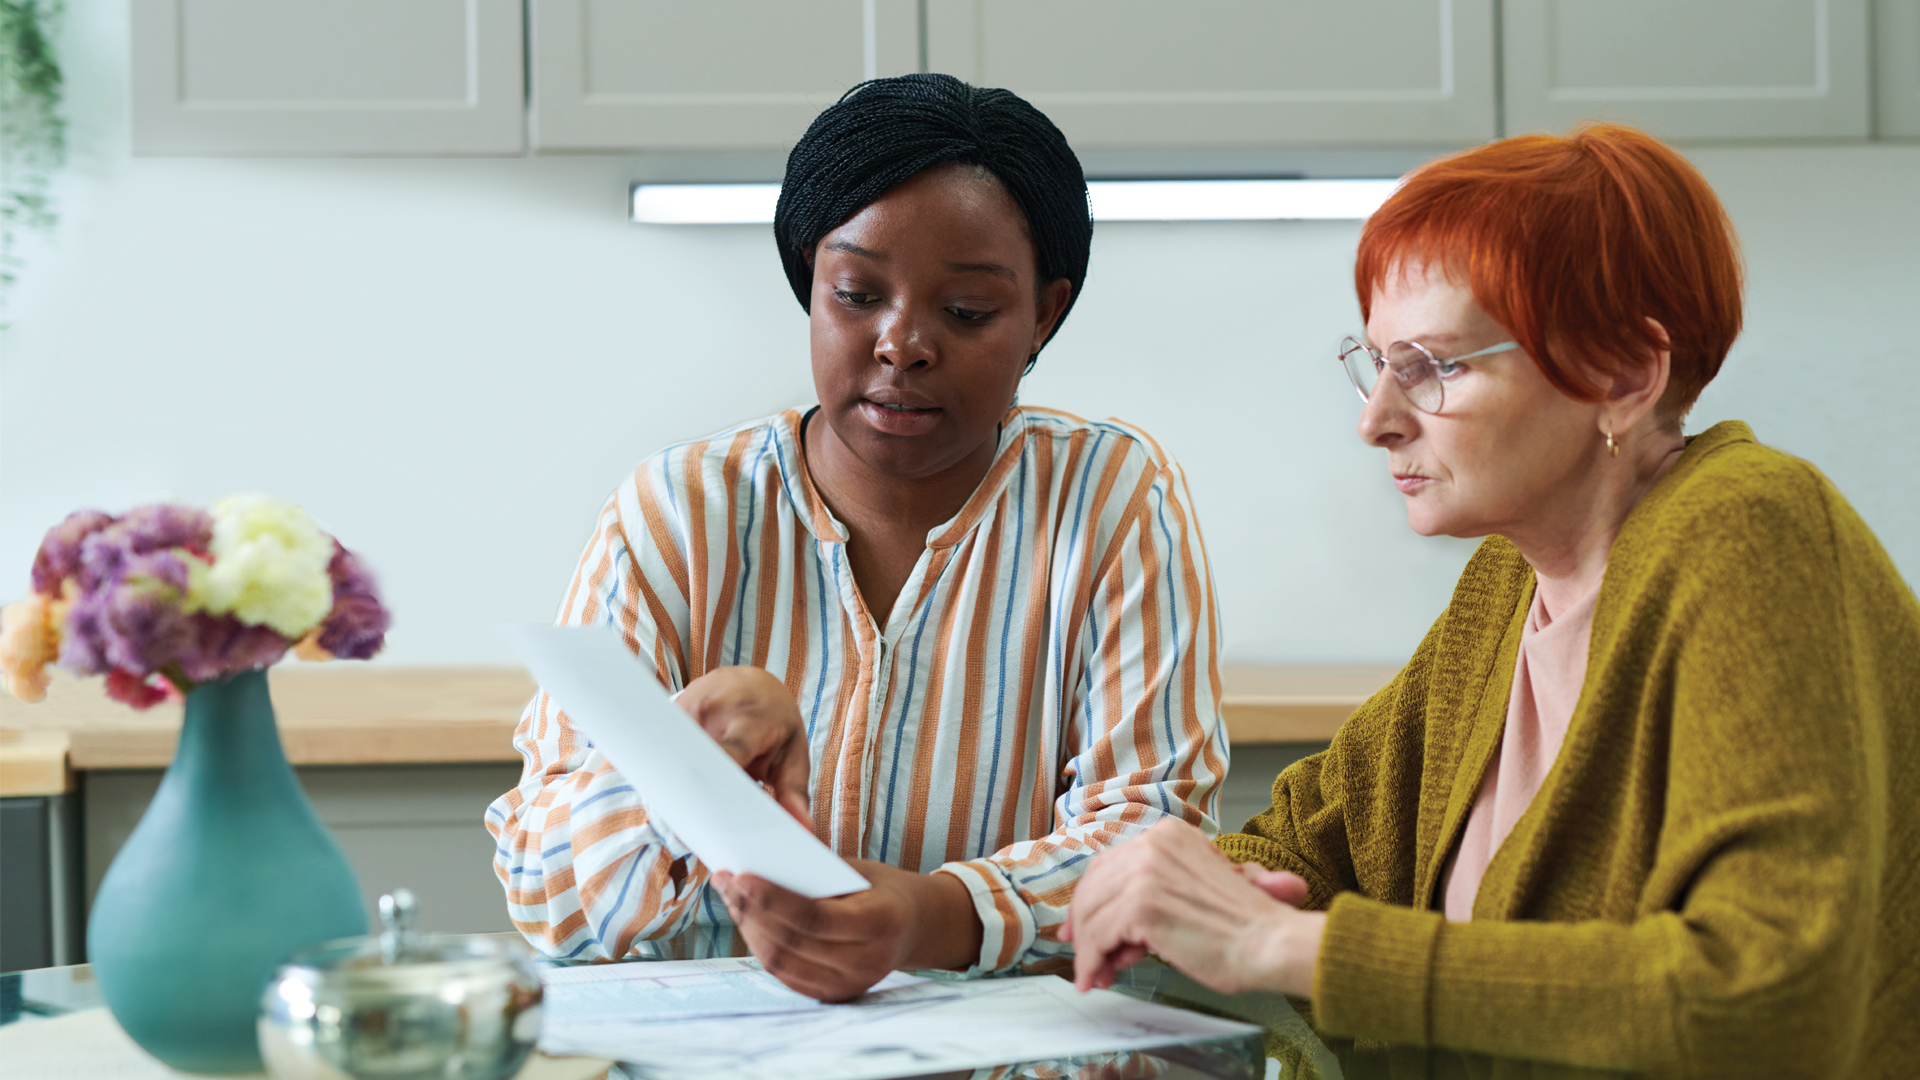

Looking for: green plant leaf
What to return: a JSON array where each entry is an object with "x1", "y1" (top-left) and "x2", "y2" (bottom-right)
[{"x1": 0, "y1": 0, "x2": 68, "y2": 327}]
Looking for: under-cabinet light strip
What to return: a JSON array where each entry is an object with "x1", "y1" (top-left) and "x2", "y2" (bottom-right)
[{"x1": 629, "y1": 178, "x2": 1401, "y2": 225}]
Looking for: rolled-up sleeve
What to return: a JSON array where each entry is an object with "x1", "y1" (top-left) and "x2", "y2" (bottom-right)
[{"x1": 484, "y1": 492, "x2": 718, "y2": 960}]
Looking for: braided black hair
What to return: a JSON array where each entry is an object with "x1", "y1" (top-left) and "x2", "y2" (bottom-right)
[{"x1": 774, "y1": 74, "x2": 1093, "y2": 356}]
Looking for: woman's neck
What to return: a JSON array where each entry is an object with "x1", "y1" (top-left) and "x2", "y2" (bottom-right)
[
  {"x1": 1506, "y1": 431, "x2": 1686, "y2": 619},
  {"x1": 800, "y1": 410, "x2": 1003, "y2": 626},
  {"x1": 802, "y1": 411, "x2": 1002, "y2": 534}
]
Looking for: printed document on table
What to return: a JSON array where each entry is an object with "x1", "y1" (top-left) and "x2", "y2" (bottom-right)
[
  {"x1": 539, "y1": 967, "x2": 1261, "y2": 1080},
  {"x1": 542, "y1": 957, "x2": 935, "y2": 1024},
  {"x1": 503, "y1": 623, "x2": 869, "y2": 898}
]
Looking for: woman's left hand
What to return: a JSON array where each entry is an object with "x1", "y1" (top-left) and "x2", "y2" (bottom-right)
[
  {"x1": 1061, "y1": 819, "x2": 1325, "y2": 997},
  {"x1": 712, "y1": 859, "x2": 983, "y2": 1002}
]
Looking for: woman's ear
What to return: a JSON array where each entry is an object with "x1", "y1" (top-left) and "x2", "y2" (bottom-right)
[
  {"x1": 1029, "y1": 278, "x2": 1073, "y2": 357},
  {"x1": 1602, "y1": 317, "x2": 1674, "y2": 440}
]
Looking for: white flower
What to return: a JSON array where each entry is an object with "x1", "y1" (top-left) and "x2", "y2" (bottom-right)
[{"x1": 187, "y1": 495, "x2": 334, "y2": 638}]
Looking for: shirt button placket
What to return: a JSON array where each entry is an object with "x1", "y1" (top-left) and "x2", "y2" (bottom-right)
[{"x1": 857, "y1": 634, "x2": 892, "y2": 858}]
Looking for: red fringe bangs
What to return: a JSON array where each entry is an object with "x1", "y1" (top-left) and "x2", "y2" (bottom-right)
[{"x1": 1356, "y1": 124, "x2": 1743, "y2": 412}]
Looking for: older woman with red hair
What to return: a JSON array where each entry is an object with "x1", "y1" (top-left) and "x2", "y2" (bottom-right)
[{"x1": 1062, "y1": 124, "x2": 1919, "y2": 1077}]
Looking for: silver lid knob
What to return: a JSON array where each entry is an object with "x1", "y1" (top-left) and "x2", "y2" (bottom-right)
[{"x1": 378, "y1": 888, "x2": 417, "y2": 965}]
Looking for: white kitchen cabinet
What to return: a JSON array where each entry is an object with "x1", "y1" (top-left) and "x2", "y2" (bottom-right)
[
  {"x1": 1501, "y1": 0, "x2": 1870, "y2": 141},
  {"x1": 1879, "y1": 0, "x2": 1920, "y2": 138},
  {"x1": 125, "y1": 0, "x2": 1911, "y2": 161},
  {"x1": 530, "y1": 0, "x2": 920, "y2": 151},
  {"x1": 130, "y1": 0, "x2": 525, "y2": 156},
  {"x1": 923, "y1": 0, "x2": 1498, "y2": 150}
]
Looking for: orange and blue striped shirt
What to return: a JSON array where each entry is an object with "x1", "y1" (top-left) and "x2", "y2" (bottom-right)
[{"x1": 486, "y1": 405, "x2": 1226, "y2": 972}]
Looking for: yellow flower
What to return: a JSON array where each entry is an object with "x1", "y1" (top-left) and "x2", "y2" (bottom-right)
[
  {"x1": 0, "y1": 593, "x2": 60, "y2": 703},
  {"x1": 186, "y1": 494, "x2": 335, "y2": 638}
]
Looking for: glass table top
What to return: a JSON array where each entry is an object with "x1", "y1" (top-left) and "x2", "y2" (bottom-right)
[{"x1": 3, "y1": 927, "x2": 1633, "y2": 1079}]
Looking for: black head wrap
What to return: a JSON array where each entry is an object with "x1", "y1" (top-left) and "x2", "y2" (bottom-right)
[{"x1": 774, "y1": 73, "x2": 1093, "y2": 356}]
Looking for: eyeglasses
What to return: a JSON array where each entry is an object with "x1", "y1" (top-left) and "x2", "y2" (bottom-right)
[{"x1": 1338, "y1": 336, "x2": 1521, "y2": 415}]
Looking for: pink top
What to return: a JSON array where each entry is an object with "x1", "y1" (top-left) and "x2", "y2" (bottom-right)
[{"x1": 1440, "y1": 572, "x2": 1604, "y2": 922}]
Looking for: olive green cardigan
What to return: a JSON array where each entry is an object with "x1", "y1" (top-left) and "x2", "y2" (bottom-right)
[{"x1": 1220, "y1": 422, "x2": 1919, "y2": 1078}]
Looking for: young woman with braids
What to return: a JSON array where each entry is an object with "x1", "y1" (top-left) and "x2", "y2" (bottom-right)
[{"x1": 488, "y1": 75, "x2": 1228, "y2": 1001}]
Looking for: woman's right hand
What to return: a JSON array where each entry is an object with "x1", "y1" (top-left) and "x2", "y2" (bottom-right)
[
  {"x1": 674, "y1": 667, "x2": 811, "y2": 826},
  {"x1": 1062, "y1": 819, "x2": 1321, "y2": 997}
]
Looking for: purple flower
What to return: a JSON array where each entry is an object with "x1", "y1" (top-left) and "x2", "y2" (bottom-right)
[
  {"x1": 315, "y1": 546, "x2": 389, "y2": 661},
  {"x1": 32, "y1": 510, "x2": 114, "y2": 595},
  {"x1": 75, "y1": 506, "x2": 214, "y2": 593},
  {"x1": 101, "y1": 580, "x2": 196, "y2": 674},
  {"x1": 121, "y1": 550, "x2": 193, "y2": 594},
  {"x1": 77, "y1": 533, "x2": 130, "y2": 593},
  {"x1": 57, "y1": 591, "x2": 114, "y2": 676},
  {"x1": 54, "y1": 552, "x2": 199, "y2": 678},
  {"x1": 115, "y1": 503, "x2": 214, "y2": 554},
  {"x1": 177, "y1": 614, "x2": 290, "y2": 683}
]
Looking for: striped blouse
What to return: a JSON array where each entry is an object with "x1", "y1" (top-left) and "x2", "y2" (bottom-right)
[{"x1": 486, "y1": 405, "x2": 1227, "y2": 973}]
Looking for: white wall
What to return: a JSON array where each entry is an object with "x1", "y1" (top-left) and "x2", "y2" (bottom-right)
[{"x1": 3, "y1": 5, "x2": 1915, "y2": 667}]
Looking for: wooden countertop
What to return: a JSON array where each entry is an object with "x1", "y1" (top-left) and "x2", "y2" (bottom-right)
[
  {"x1": 0, "y1": 663, "x2": 1394, "y2": 796},
  {"x1": 1219, "y1": 664, "x2": 1397, "y2": 742}
]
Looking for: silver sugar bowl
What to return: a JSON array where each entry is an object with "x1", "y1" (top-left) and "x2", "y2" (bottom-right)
[{"x1": 260, "y1": 890, "x2": 544, "y2": 1080}]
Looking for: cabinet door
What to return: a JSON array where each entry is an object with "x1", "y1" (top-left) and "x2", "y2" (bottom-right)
[
  {"x1": 1880, "y1": 0, "x2": 1920, "y2": 138},
  {"x1": 1502, "y1": 0, "x2": 1870, "y2": 141},
  {"x1": 923, "y1": 0, "x2": 1497, "y2": 149},
  {"x1": 530, "y1": 0, "x2": 920, "y2": 151},
  {"x1": 83, "y1": 766, "x2": 525, "y2": 936},
  {"x1": 130, "y1": 0, "x2": 525, "y2": 155}
]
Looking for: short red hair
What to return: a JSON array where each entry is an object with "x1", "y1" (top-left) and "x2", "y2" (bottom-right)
[{"x1": 1355, "y1": 123, "x2": 1743, "y2": 415}]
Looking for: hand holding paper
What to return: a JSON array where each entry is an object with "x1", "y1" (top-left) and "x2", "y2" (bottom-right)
[
  {"x1": 503, "y1": 623, "x2": 869, "y2": 899},
  {"x1": 672, "y1": 666, "x2": 814, "y2": 827}
]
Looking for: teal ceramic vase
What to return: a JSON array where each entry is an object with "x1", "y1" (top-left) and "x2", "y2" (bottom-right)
[{"x1": 87, "y1": 668, "x2": 367, "y2": 1074}]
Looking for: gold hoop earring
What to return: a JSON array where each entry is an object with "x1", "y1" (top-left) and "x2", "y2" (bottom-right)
[{"x1": 1605, "y1": 427, "x2": 1619, "y2": 458}]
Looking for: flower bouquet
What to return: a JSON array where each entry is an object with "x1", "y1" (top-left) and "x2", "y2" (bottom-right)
[
  {"x1": 1, "y1": 496, "x2": 392, "y2": 1074},
  {"x1": 2, "y1": 495, "x2": 388, "y2": 706}
]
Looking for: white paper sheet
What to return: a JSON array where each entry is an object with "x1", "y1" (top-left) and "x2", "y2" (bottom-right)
[
  {"x1": 542, "y1": 958, "x2": 934, "y2": 1025},
  {"x1": 503, "y1": 623, "x2": 870, "y2": 898},
  {"x1": 537, "y1": 970, "x2": 1261, "y2": 1080}
]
